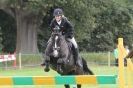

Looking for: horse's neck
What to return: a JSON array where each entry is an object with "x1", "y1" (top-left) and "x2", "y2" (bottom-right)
[
  {"x1": 59, "y1": 38, "x2": 70, "y2": 55},
  {"x1": 61, "y1": 38, "x2": 69, "y2": 48}
]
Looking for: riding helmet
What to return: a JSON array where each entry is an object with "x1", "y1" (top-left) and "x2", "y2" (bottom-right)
[{"x1": 53, "y1": 8, "x2": 63, "y2": 16}]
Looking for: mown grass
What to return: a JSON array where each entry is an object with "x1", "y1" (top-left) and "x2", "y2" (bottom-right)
[{"x1": 0, "y1": 66, "x2": 118, "y2": 76}]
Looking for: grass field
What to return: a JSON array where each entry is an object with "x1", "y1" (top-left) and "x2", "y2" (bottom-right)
[{"x1": 0, "y1": 65, "x2": 119, "y2": 88}]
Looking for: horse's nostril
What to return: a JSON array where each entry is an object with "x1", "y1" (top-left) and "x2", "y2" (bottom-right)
[{"x1": 53, "y1": 47, "x2": 60, "y2": 50}]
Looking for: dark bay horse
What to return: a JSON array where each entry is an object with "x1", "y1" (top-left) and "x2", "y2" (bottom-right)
[{"x1": 42, "y1": 27, "x2": 94, "y2": 88}]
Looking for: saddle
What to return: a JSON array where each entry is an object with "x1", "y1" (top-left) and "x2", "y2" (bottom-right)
[{"x1": 66, "y1": 40, "x2": 74, "y2": 53}]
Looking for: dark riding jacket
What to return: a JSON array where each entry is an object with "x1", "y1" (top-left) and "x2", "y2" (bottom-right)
[{"x1": 50, "y1": 17, "x2": 74, "y2": 39}]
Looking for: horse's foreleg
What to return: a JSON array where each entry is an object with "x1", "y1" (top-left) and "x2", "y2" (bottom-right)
[
  {"x1": 44, "y1": 56, "x2": 50, "y2": 72},
  {"x1": 64, "y1": 84, "x2": 70, "y2": 88},
  {"x1": 57, "y1": 59, "x2": 63, "y2": 73}
]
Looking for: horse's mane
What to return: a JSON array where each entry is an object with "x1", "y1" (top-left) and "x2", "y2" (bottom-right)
[{"x1": 56, "y1": 34, "x2": 70, "y2": 57}]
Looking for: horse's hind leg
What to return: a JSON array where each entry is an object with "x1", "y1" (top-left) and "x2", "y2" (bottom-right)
[
  {"x1": 64, "y1": 84, "x2": 70, "y2": 88},
  {"x1": 57, "y1": 59, "x2": 64, "y2": 73},
  {"x1": 44, "y1": 56, "x2": 50, "y2": 72}
]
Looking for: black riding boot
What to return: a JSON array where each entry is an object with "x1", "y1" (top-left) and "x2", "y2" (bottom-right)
[{"x1": 73, "y1": 48, "x2": 82, "y2": 67}]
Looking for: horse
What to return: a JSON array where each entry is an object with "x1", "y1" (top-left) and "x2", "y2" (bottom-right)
[{"x1": 42, "y1": 27, "x2": 94, "y2": 88}]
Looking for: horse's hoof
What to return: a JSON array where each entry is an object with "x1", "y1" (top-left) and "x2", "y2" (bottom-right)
[{"x1": 44, "y1": 68, "x2": 50, "y2": 72}]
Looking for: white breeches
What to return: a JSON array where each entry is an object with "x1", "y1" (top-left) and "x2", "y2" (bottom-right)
[{"x1": 66, "y1": 37, "x2": 78, "y2": 48}]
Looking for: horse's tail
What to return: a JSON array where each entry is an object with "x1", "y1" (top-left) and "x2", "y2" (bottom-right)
[{"x1": 82, "y1": 57, "x2": 94, "y2": 75}]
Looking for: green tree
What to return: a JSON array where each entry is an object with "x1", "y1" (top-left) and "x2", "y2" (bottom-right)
[
  {"x1": 0, "y1": 10, "x2": 16, "y2": 53},
  {"x1": 0, "y1": 0, "x2": 93, "y2": 53},
  {"x1": 90, "y1": 2, "x2": 133, "y2": 51},
  {"x1": 0, "y1": 0, "x2": 133, "y2": 53},
  {"x1": 0, "y1": 27, "x2": 3, "y2": 52},
  {"x1": 39, "y1": 0, "x2": 133, "y2": 52},
  {"x1": 0, "y1": 0, "x2": 55, "y2": 53}
]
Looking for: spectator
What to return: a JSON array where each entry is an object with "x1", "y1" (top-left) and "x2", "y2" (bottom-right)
[
  {"x1": 124, "y1": 45, "x2": 130, "y2": 66},
  {"x1": 125, "y1": 45, "x2": 130, "y2": 55},
  {"x1": 113, "y1": 44, "x2": 118, "y2": 66}
]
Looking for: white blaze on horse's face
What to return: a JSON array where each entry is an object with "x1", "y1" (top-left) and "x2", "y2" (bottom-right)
[{"x1": 53, "y1": 35, "x2": 59, "y2": 57}]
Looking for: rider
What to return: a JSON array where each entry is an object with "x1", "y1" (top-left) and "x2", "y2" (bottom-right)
[{"x1": 44, "y1": 8, "x2": 81, "y2": 67}]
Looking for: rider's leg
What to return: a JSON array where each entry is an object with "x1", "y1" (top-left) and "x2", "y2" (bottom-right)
[{"x1": 67, "y1": 37, "x2": 82, "y2": 67}]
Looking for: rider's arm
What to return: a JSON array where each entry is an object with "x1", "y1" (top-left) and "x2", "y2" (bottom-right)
[
  {"x1": 50, "y1": 19, "x2": 55, "y2": 31},
  {"x1": 65, "y1": 20, "x2": 74, "y2": 39}
]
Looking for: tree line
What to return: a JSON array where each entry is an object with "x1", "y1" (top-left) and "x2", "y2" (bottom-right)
[{"x1": 0, "y1": 0, "x2": 133, "y2": 53}]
